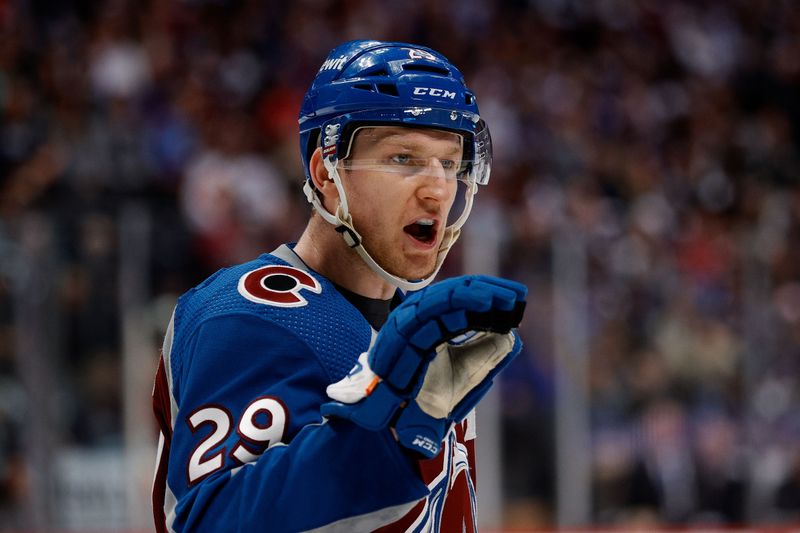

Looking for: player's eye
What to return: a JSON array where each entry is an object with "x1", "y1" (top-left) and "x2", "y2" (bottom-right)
[
  {"x1": 440, "y1": 159, "x2": 456, "y2": 170},
  {"x1": 390, "y1": 153, "x2": 412, "y2": 165}
]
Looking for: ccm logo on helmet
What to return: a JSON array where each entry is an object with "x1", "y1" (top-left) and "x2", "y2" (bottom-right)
[
  {"x1": 413, "y1": 87, "x2": 457, "y2": 99},
  {"x1": 238, "y1": 265, "x2": 322, "y2": 307}
]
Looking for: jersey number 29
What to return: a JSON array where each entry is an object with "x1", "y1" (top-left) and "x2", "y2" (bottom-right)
[{"x1": 186, "y1": 397, "x2": 288, "y2": 485}]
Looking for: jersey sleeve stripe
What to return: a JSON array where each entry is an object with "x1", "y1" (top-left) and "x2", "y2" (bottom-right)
[{"x1": 300, "y1": 500, "x2": 420, "y2": 533}]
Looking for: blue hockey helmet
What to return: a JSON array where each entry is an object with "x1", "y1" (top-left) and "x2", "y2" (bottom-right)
[
  {"x1": 299, "y1": 40, "x2": 491, "y2": 186},
  {"x1": 298, "y1": 40, "x2": 492, "y2": 290}
]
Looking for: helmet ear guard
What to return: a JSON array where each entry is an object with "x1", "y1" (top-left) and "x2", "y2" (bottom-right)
[{"x1": 298, "y1": 40, "x2": 491, "y2": 291}]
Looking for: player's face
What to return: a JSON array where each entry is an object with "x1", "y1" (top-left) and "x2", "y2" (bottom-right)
[{"x1": 340, "y1": 127, "x2": 462, "y2": 280}]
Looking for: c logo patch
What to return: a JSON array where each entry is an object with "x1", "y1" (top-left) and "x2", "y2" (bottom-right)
[{"x1": 237, "y1": 265, "x2": 322, "y2": 308}]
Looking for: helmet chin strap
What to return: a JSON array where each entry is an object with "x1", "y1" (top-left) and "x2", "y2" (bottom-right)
[{"x1": 303, "y1": 157, "x2": 476, "y2": 292}]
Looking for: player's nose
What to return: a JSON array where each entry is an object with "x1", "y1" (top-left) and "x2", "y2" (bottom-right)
[{"x1": 416, "y1": 160, "x2": 452, "y2": 202}]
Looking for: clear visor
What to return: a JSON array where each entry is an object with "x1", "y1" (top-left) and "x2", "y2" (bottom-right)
[
  {"x1": 324, "y1": 107, "x2": 492, "y2": 186},
  {"x1": 341, "y1": 126, "x2": 470, "y2": 182},
  {"x1": 337, "y1": 126, "x2": 476, "y2": 227}
]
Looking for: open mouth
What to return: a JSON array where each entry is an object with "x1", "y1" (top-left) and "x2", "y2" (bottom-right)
[{"x1": 403, "y1": 218, "x2": 438, "y2": 245}]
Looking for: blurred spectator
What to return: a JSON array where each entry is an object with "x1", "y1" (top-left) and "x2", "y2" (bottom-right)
[
  {"x1": 627, "y1": 398, "x2": 697, "y2": 523},
  {"x1": 180, "y1": 108, "x2": 291, "y2": 272}
]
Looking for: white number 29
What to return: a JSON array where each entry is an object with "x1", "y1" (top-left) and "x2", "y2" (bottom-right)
[{"x1": 187, "y1": 397, "x2": 288, "y2": 485}]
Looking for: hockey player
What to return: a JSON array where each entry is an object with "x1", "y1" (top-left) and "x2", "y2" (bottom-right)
[{"x1": 152, "y1": 40, "x2": 527, "y2": 532}]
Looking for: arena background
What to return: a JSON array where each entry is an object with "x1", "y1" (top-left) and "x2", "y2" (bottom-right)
[{"x1": 1, "y1": 0, "x2": 799, "y2": 531}]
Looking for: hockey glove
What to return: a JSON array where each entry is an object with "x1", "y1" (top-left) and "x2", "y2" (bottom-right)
[{"x1": 322, "y1": 275, "x2": 526, "y2": 458}]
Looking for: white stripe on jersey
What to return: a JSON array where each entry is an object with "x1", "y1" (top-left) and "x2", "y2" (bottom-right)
[
  {"x1": 155, "y1": 309, "x2": 180, "y2": 532},
  {"x1": 301, "y1": 500, "x2": 420, "y2": 533}
]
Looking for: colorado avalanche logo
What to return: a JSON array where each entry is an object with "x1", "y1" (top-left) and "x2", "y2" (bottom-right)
[{"x1": 237, "y1": 265, "x2": 322, "y2": 308}]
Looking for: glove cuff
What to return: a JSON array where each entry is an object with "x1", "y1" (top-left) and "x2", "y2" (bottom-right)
[
  {"x1": 394, "y1": 400, "x2": 447, "y2": 459},
  {"x1": 321, "y1": 383, "x2": 404, "y2": 431}
]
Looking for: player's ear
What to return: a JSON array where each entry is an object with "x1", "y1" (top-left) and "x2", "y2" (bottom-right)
[{"x1": 309, "y1": 147, "x2": 339, "y2": 206}]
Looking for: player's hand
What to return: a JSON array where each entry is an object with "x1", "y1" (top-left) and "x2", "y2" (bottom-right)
[{"x1": 321, "y1": 275, "x2": 526, "y2": 458}]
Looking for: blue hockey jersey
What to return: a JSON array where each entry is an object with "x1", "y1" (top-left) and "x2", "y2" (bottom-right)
[{"x1": 152, "y1": 244, "x2": 478, "y2": 532}]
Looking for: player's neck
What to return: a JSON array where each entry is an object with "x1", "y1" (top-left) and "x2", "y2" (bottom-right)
[{"x1": 294, "y1": 217, "x2": 396, "y2": 300}]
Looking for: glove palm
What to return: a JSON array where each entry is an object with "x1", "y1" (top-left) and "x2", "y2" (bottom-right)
[{"x1": 322, "y1": 275, "x2": 526, "y2": 458}]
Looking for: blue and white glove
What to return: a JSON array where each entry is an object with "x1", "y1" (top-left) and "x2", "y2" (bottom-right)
[{"x1": 321, "y1": 275, "x2": 526, "y2": 458}]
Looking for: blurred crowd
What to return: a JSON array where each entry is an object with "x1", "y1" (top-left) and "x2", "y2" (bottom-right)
[{"x1": 1, "y1": 0, "x2": 799, "y2": 529}]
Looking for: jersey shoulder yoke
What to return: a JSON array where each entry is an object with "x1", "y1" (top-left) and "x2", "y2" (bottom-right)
[{"x1": 173, "y1": 252, "x2": 372, "y2": 381}]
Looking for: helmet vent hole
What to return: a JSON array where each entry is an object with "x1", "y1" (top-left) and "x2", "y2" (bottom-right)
[
  {"x1": 353, "y1": 83, "x2": 374, "y2": 92},
  {"x1": 377, "y1": 84, "x2": 399, "y2": 97},
  {"x1": 363, "y1": 67, "x2": 389, "y2": 77},
  {"x1": 465, "y1": 93, "x2": 475, "y2": 105},
  {"x1": 402, "y1": 63, "x2": 450, "y2": 75}
]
